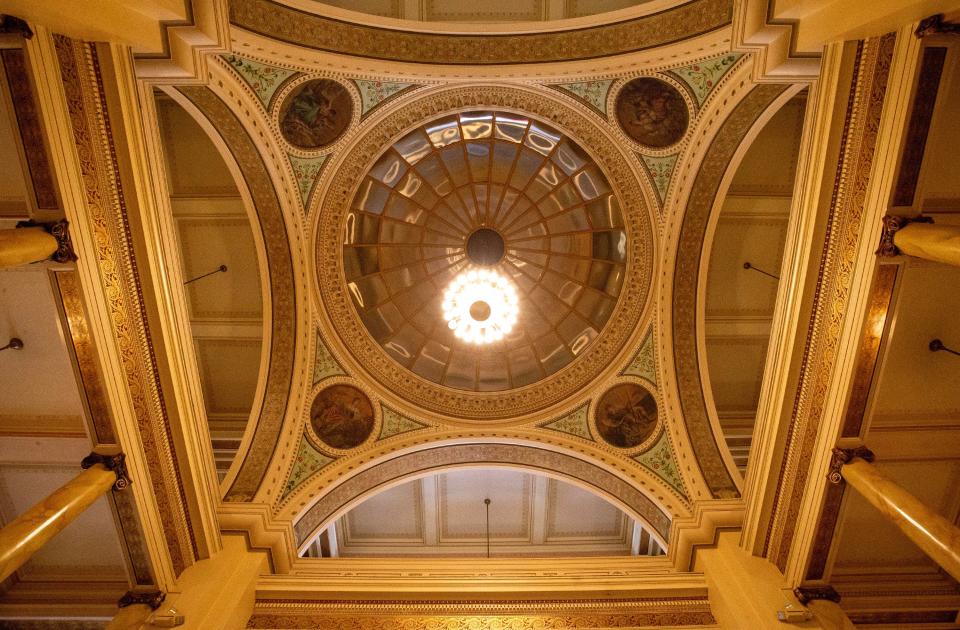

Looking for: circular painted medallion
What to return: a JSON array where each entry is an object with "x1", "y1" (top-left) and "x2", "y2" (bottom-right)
[
  {"x1": 615, "y1": 78, "x2": 688, "y2": 148},
  {"x1": 595, "y1": 383, "x2": 658, "y2": 448},
  {"x1": 278, "y1": 79, "x2": 353, "y2": 149},
  {"x1": 309, "y1": 384, "x2": 375, "y2": 450}
]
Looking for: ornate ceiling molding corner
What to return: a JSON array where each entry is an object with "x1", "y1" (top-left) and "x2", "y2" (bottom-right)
[
  {"x1": 312, "y1": 328, "x2": 346, "y2": 385},
  {"x1": 378, "y1": 405, "x2": 431, "y2": 440},
  {"x1": 134, "y1": 0, "x2": 232, "y2": 83},
  {"x1": 731, "y1": 0, "x2": 821, "y2": 83},
  {"x1": 669, "y1": 498, "x2": 745, "y2": 571},
  {"x1": 221, "y1": 53, "x2": 301, "y2": 111},
  {"x1": 634, "y1": 429, "x2": 689, "y2": 501},
  {"x1": 282, "y1": 434, "x2": 336, "y2": 501},
  {"x1": 666, "y1": 52, "x2": 744, "y2": 108},
  {"x1": 351, "y1": 79, "x2": 422, "y2": 118},
  {"x1": 218, "y1": 502, "x2": 296, "y2": 574},
  {"x1": 546, "y1": 79, "x2": 614, "y2": 117}
]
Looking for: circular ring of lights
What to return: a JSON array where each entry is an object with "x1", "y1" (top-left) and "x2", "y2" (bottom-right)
[{"x1": 442, "y1": 269, "x2": 519, "y2": 345}]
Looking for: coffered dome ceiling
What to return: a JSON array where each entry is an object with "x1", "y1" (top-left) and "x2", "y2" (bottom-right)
[
  {"x1": 317, "y1": 91, "x2": 655, "y2": 421},
  {"x1": 342, "y1": 111, "x2": 626, "y2": 393}
]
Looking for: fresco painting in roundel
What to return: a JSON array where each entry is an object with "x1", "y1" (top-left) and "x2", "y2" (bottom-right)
[
  {"x1": 615, "y1": 77, "x2": 688, "y2": 148},
  {"x1": 595, "y1": 383, "x2": 658, "y2": 449},
  {"x1": 278, "y1": 79, "x2": 353, "y2": 149},
  {"x1": 310, "y1": 384, "x2": 375, "y2": 450}
]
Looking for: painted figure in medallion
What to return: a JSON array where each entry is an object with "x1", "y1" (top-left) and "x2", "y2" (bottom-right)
[
  {"x1": 310, "y1": 384, "x2": 374, "y2": 450},
  {"x1": 615, "y1": 77, "x2": 688, "y2": 148},
  {"x1": 595, "y1": 383, "x2": 658, "y2": 448},
  {"x1": 279, "y1": 79, "x2": 352, "y2": 149}
]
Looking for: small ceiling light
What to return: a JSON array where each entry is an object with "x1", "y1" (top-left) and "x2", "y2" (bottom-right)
[{"x1": 442, "y1": 269, "x2": 518, "y2": 345}]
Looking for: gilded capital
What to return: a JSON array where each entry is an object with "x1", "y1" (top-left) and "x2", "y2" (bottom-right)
[
  {"x1": 119, "y1": 590, "x2": 165, "y2": 610},
  {"x1": 828, "y1": 446, "x2": 875, "y2": 485},
  {"x1": 16, "y1": 219, "x2": 78, "y2": 263},
  {"x1": 81, "y1": 452, "x2": 131, "y2": 491},
  {"x1": 794, "y1": 585, "x2": 841, "y2": 605},
  {"x1": 876, "y1": 215, "x2": 932, "y2": 257}
]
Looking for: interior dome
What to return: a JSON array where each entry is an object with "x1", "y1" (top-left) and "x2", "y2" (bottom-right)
[{"x1": 342, "y1": 111, "x2": 627, "y2": 392}]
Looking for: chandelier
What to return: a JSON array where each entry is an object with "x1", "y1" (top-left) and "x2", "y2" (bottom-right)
[{"x1": 442, "y1": 268, "x2": 519, "y2": 345}]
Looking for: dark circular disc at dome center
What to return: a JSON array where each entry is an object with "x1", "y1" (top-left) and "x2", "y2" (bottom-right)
[{"x1": 466, "y1": 228, "x2": 505, "y2": 265}]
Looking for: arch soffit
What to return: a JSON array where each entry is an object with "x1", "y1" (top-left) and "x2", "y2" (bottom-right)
[
  {"x1": 170, "y1": 83, "x2": 309, "y2": 502},
  {"x1": 289, "y1": 439, "x2": 679, "y2": 553},
  {"x1": 660, "y1": 71, "x2": 800, "y2": 499},
  {"x1": 227, "y1": 0, "x2": 732, "y2": 68}
]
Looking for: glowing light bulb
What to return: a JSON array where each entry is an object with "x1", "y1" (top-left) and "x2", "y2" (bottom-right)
[{"x1": 441, "y1": 268, "x2": 519, "y2": 345}]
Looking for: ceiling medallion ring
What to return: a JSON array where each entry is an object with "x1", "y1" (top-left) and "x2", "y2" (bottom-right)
[
  {"x1": 271, "y1": 73, "x2": 362, "y2": 157},
  {"x1": 589, "y1": 377, "x2": 662, "y2": 456},
  {"x1": 314, "y1": 85, "x2": 656, "y2": 421},
  {"x1": 612, "y1": 74, "x2": 695, "y2": 157},
  {"x1": 303, "y1": 376, "x2": 382, "y2": 456}
]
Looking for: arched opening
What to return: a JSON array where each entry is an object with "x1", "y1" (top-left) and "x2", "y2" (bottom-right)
[
  {"x1": 702, "y1": 91, "x2": 808, "y2": 476},
  {"x1": 153, "y1": 93, "x2": 269, "y2": 483},
  {"x1": 303, "y1": 467, "x2": 665, "y2": 558}
]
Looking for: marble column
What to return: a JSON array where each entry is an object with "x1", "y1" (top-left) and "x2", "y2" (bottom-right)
[
  {"x1": 877, "y1": 216, "x2": 960, "y2": 267},
  {"x1": 0, "y1": 453, "x2": 128, "y2": 582},
  {"x1": 832, "y1": 448, "x2": 960, "y2": 581}
]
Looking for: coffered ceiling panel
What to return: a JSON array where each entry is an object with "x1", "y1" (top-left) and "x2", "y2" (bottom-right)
[
  {"x1": 194, "y1": 338, "x2": 262, "y2": 415},
  {"x1": 177, "y1": 217, "x2": 263, "y2": 321},
  {"x1": 728, "y1": 96, "x2": 805, "y2": 197},
  {"x1": 704, "y1": 209, "x2": 789, "y2": 318},
  {"x1": 545, "y1": 478, "x2": 626, "y2": 540},
  {"x1": 872, "y1": 262, "x2": 960, "y2": 420},
  {"x1": 440, "y1": 469, "x2": 531, "y2": 539},
  {"x1": 343, "y1": 478, "x2": 424, "y2": 541},
  {"x1": 0, "y1": 268, "x2": 84, "y2": 421}
]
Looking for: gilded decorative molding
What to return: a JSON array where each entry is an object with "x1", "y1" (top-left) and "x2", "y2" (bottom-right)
[
  {"x1": 1, "y1": 48, "x2": 58, "y2": 210},
  {"x1": 293, "y1": 443, "x2": 673, "y2": 548},
  {"x1": 176, "y1": 86, "x2": 297, "y2": 503},
  {"x1": 81, "y1": 451, "x2": 131, "y2": 491},
  {"x1": 54, "y1": 270, "x2": 115, "y2": 442},
  {"x1": 316, "y1": 85, "x2": 654, "y2": 420},
  {"x1": 915, "y1": 14, "x2": 960, "y2": 38},
  {"x1": 826, "y1": 446, "x2": 875, "y2": 485},
  {"x1": 765, "y1": 35, "x2": 896, "y2": 569},
  {"x1": 55, "y1": 35, "x2": 195, "y2": 573},
  {"x1": 671, "y1": 82, "x2": 789, "y2": 499},
  {"x1": 250, "y1": 597, "x2": 716, "y2": 627},
  {"x1": 230, "y1": 0, "x2": 731, "y2": 66},
  {"x1": 287, "y1": 153, "x2": 326, "y2": 211}
]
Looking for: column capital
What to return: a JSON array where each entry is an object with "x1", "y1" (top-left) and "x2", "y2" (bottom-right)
[
  {"x1": 916, "y1": 14, "x2": 960, "y2": 38},
  {"x1": 118, "y1": 589, "x2": 165, "y2": 610},
  {"x1": 828, "y1": 446, "x2": 875, "y2": 484},
  {"x1": 81, "y1": 452, "x2": 130, "y2": 491},
  {"x1": 876, "y1": 215, "x2": 933, "y2": 257},
  {"x1": 794, "y1": 585, "x2": 841, "y2": 604},
  {"x1": 15, "y1": 219, "x2": 77, "y2": 263}
]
